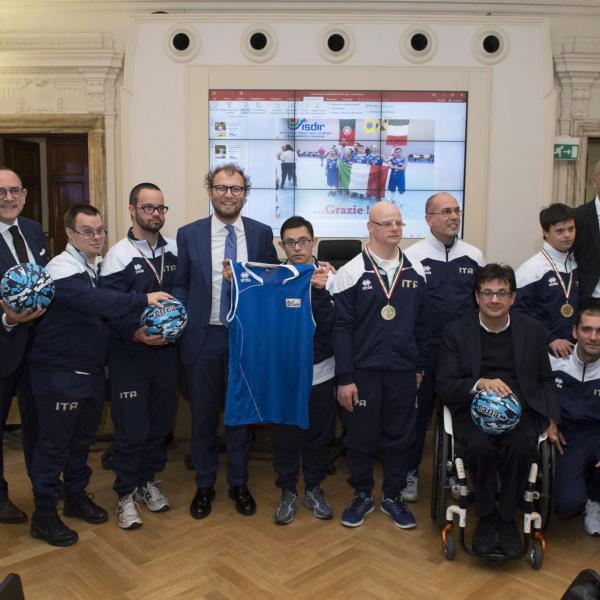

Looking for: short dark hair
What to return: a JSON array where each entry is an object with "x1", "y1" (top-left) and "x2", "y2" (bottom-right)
[
  {"x1": 539, "y1": 203, "x2": 574, "y2": 232},
  {"x1": 575, "y1": 302, "x2": 600, "y2": 327},
  {"x1": 64, "y1": 204, "x2": 101, "y2": 230},
  {"x1": 204, "y1": 163, "x2": 251, "y2": 194},
  {"x1": 475, "y1": 263, "x2": 516, "y2": 293},
  {"x1": 280, "y1": 216, "x2": 314, "y2": 239},
  {"x1": 129, "y1": 182, "x2": 161, "y2": 206}
]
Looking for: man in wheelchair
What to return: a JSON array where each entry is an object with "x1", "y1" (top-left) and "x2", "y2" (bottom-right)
[
  {"x1": 551, "y1": 304, "x2": 600, "y2": 536},
  {"x1": 437, "y1": 263, "x2": 561, "y2": 557}
]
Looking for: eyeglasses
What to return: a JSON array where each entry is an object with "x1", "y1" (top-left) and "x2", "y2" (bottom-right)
[
  {"x1": 369, "y1": 219, "x2": 405, "y2": 229},
  {"x1": 136, "y1": 204, "x2": 169, "y2": 215},
  {"x1": 211, "y1": 185, "x2": 246, "y2": 197},
  {"x1": 71, "y1": 228, "x2": 107, "y2": 240},
  {"x1": 282, "y1": 238, "x2": 312, "y2": 249},
  {"x1": 477, "y1": 290, "x2": 512, "y2": 299},
  {"x1": 427, "y1": 208, "x2": 462, "y2": 217},
  {"x1": 0, "y1": 187, "x2": 24, "y2": 199}
]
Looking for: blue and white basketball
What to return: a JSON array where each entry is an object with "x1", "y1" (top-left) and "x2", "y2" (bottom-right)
[
  {"x1": 140, "y1": 298, "x2": 188, "y2": 341},
  {"x1": 471, "y1": 390, "x2": 522, "y2": 436},
  {"x1": 0, "y1": 263, "x2": 55, "y2": 313}
]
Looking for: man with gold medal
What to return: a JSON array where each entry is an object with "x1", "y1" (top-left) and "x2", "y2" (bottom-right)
[
  {"x1": 515, "y1": 203, "x2": 578, "y2": 359},
  {"x1": 332, "y1": 201, "x2": 430, "y2": 530}
]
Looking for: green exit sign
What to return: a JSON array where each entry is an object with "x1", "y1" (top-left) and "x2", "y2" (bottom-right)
[{"x1": 554, "y1": 136, "x2": 580, "y2": 160}]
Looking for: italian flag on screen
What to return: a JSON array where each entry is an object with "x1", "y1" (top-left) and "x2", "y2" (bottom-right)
[
  {"x1": 338, "y1": 162, "x2": 390, "y2": 196},
  {"x1": 386, "y1": 120, "x2": 409, "y2": 145}
]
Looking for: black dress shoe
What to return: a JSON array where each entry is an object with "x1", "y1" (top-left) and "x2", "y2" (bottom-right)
[
  {"x1": 472, "y1": 514, "x2": 497, "y2": 554},
  {"x1": 63, "y1": 495, "x2": 108, "y2": 524},
  {"x1": 190, "y1": 487, "x2": 215, "y2": 520},
  {"x1": 0, "y1": 497, "x2": 27, "y2": 524},
  {"x1": 498, "y1": 518, "x2": 524, "y2": 557},
  {"x1": 30, "y1": 512, "x2": 78, "y2": 547},
  {"x1": 228, "y1": 484, "x2": 256, "y2": 517}
]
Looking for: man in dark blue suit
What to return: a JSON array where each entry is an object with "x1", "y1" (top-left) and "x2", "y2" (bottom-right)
[
  {"x1": 173, "y1": 163, "x2": 278, "y2": 519},
  {"x1": 0, "y1": 167, "x2": 48, "y2": 524}
]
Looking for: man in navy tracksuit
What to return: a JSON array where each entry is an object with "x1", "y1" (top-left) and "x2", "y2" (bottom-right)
[
  {"x1": 403, "y1": 192, "x2": 484, "y2": 502},
  {"x1": 0, "y1": 167, "x2": 48, "y2": 524},
  {"x1": 269, "y1": 216, "x2": 336, "y2": 525},
  {"x1": 100, "y1": 183, "x2": 178, "y2": 530},
  {"x1": 516, "y1": 203, "x2": 578, "y2": 359},
  {"x1": 333, "y1": 201, "x2": 430, "y2": 529},
  {"x1": 551, "y1": 304, "x2": 600, "y2": 536},
  {"x1": 28, "y1": 204, "x2": 170, "y2": 547}
]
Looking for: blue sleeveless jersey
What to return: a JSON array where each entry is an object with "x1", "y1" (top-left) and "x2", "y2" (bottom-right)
[{"x1": 225, "y1": 261, "x2": 316, "y2": 429}]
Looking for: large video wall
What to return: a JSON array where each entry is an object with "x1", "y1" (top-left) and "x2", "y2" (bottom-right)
[{"x1": 209, "y1": 90, "x2": 467, "y2": 238}]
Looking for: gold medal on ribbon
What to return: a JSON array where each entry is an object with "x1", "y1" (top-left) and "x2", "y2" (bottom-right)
[
  {"x1": 381, "y1": 304, "x2": 397, "y2": 320},
  {"x1": 365, "y1": 245, "x2": 403, "y2": 322},
  {"x1": 560, "y1": 303, "x2": 574, "y2": 318},
  {"x1": 541, "y1": 248, "x2": 575, "y2": 319}
]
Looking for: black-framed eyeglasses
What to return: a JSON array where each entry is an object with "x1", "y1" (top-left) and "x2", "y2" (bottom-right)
[
  {"x1": 211, "y1": 184, "x2": 246, "y2": 197},
  {"x1": 369, "y1": 219, "x2": 405, "y2": 229},
  {"x1": 0, "y1": 187, "x2": 24, "y2": 199},
  {"x1": 427, "y1": 208, "x2": 462, "y2": 217},
  {"x1": 136, "y1": 204, "x2": 169, "y2": 215},
  {"x1": 477, "y1": 290, "x2": 512, "y2": 299},
  {"x1": 71, "y1": 228, "x2": 107, "y2": 240},
  {"x1": 282, "y1": 238, "x2": 312, "y2": 249}
]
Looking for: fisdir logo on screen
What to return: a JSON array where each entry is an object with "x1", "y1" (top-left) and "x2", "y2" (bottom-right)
[{"x1": 287, "y1": 118, "x2": 325, "y2": 132}]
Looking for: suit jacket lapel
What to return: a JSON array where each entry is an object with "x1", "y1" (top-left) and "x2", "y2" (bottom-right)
[
  {"x1": 18, "y1": 217, "x2": 43, "y2": 264},
  {"x1": 243, "y1": 217, "x2": 257, "y2": 260},
  {"x1": 199, "y1": 217, "x2": 212, "y2": 290},
  {"x1": 0, "y1": 232, "x2": 16, "y2": 270},
  {"x1": 586, "y1": 200, "x2": 600, "y2": 261},
  {"x1": 511, "y1": 312, "x2": 526, "y2": 384},
  {"x1": 468, "y1": 313, "x2": 482, "y2": 377}
]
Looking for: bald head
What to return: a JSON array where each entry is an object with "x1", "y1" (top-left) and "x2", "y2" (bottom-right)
[{"x1": 368, "y1": 201, "x2": 403, "y2": 251}]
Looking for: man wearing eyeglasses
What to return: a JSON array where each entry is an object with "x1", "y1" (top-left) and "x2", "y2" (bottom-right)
[
  {"x1": 333, "y1": 201, "x2": 430, "y2": 530},
  {"x1": 27, "y1": 204, "x2": 171, "y2": 546},
  {"x1": 100, "y1": 183, "x2": 178, "y2": 530},
  {"x1": 270, "y1": 215, "x2": 335, "y2": 525},
  {"x1": 0, "y1": 167, "x2": 48, "y2": 525},
  {"x1": 402, "y1": 192, "x2": 484, "y2": 502},
  {"x1": 173, "y1": 163, "x2": 278, "y2": 520},
  {"x1": 437, "y1": 263, "x2": 560, "y2": 557}
]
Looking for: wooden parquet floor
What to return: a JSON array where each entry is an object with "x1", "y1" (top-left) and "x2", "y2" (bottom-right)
[{"x1": 1, "y1": 411, "x2": 599, "y2": 600}]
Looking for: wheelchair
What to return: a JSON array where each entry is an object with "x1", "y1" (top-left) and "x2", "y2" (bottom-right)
[{"x1": 430, "y1": 406, "x2": 555, "y2": 569}]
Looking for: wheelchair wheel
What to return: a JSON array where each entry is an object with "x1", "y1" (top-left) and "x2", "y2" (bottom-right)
[
  {"x1": 536, "y1": 441, "x2": 554, "y2": 530},
  {"x1": 530, "y1": 539, "x2": 543, "y2": 570},
  {"x1": 430, "y1": 411, "x2": 450, "y2": 528},
  {"x1": 443, "y1": 533, "x2": 456, "y2": 561}
]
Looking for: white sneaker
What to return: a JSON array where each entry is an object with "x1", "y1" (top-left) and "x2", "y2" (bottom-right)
[
  {"x1": 136, "y1": 481, "x2": 170, "y2": 513},
  {"x1": 401, "y1": 472, "x2": 419, "y2": 503},
  {"x1": 584, "y1": 499, "x2": 600, "y2": 536},
  {"x1": 117, "y1": 492, "x2": 142, "y2": 530}
]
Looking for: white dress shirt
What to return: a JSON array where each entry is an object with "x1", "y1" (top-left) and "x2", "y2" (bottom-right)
[
  {"x1": 209, "y1": 214, "x2": 248, "y2": 325},
  {"x1": 0, "y1": 219, "x2": 35, "y2": 263}
]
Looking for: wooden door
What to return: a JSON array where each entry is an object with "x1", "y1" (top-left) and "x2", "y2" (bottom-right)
[
  {"x1": 1, "y1": 137, "x2": 42, "y2": 223},
  {"x1": 47, "y1": 135, "x2": 89, "y2": 256}
]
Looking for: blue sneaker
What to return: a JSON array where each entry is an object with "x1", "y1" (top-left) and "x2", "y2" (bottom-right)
[
  {"x1": 341, "y1": 492, "x2": 375, "y2": 527},
  {"x1": 380, "y1": 495, "x2": 417, "y2": 529}
]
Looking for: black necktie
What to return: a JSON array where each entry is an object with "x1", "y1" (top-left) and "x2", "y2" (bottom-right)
[{"x1": 8, "y1": 225, "x2": 29, "y2": 263}]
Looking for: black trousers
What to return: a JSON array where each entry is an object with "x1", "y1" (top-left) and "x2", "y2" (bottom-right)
[
  {"x1": 0, "y1": 362, "x2": 37, "y2": 499},
  {"x1": 109, "y1": 346, "x2": 178, "y2": 497},
  {"x1": 271, "y1": 377, "x2": 336, "y2": 491},
  {"x1": 343, "y1": 369, "x2": 417, "y2": 498},
  {"x1": 31, "y1": 369, "x2": 105, "y2": 514},
  {"x1": 453, "y1": 409, "x2": 539, "y2": 521},
  {"x1": 187, "y1": 326, "x2": 252, "y2": 488}
]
